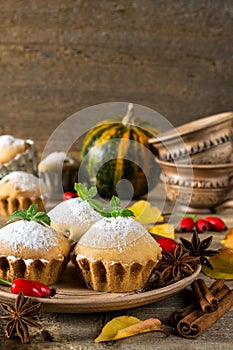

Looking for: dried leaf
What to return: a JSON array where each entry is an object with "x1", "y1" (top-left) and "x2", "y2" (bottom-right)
[
  {"x1": 128, "y1": 200, "x2": 164, "y2": 224},
  {"x1": 202, "y1": 248, "x2": 233, "y2": 280},
  {"x1": 221, "y1": 228, "x2": 233, "y2": 249},
  {"x1": 94, "y1": 316, "x2": 164, "y2": 343},
  {"x1": 149, "y1": 224, "x2": 175, "y2": 239}
]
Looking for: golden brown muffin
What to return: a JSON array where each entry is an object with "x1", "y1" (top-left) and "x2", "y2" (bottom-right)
[
  {"x1": 48, "y1": 197, "x2": 102, "y2": 243},
  {"x1": 0, "y1": 220, "x2": 71, "y2": 284},
  {"x1": 0, "y1": 171, "x2": 48, "y2": 216},
  {"x1": 72, "y1": 216, "x2": 162, "y2": 292}
]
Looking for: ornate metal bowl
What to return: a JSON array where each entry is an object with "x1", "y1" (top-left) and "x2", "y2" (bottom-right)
[
  {"x1": 155, "y1": 157, "x2": 233, "y2": 212},
  {"x1": 150, "y1": 112, "x2": 233, "y2": 164}
]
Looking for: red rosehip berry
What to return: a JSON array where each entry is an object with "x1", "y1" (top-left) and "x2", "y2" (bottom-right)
[
  {"x1": 204, "y1": 216, "x2": 227, "y2": 232},
  {"x1": 195, "y1": 219, "x2": 209, "y2": 233},
  {"x1": 63, "y1": 192, "x2": 78, "y2": 201},
  {"x1": 180, "y1": 217, "x2": 195, "y2": 232},
  {"x1": 10, "y1": 278, "x2": 56, "y2": 298},
  {"x1": 155, "y1": 237, "x2": 178, "y2": 254}
]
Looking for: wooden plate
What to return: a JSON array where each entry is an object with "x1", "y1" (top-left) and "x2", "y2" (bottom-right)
[{"x1": 0, "y1": 264, "x2": 201, "y2": 313}]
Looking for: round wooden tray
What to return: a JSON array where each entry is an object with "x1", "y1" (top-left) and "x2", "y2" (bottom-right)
[{"x1": 0, "y1": 264, "x2": 201, "y2": 313}]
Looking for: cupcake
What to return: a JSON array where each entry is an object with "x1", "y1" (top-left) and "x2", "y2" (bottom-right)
[
  {"x1": 38, "y1": 152, "x2": 79, "y2": 198},
  {"x1": 72, "y1": 216, "x2": 162, "y2": 292},
  {"x1": 0, "y1": 219, "x2": 71, "y2": 284},
  {"x1": 48, "y1": 197, "x2": 102, "y2": 243},
  {"x1": 0, "y1": 171, "x2": 48, "y2": 217},
  {"x1": 0, "y1": 134, "x2": 37, "y2": 179}
]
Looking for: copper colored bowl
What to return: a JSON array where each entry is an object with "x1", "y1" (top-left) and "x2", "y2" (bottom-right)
[
  {"x1": 155, "y1": 157, "x2": 233, "y2": 212},
  {"x1": 150, "y1": 112, "x2": 233, "y2": 164}
]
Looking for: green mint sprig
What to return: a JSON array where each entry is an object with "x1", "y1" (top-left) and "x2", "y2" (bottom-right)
[
  {"x1": 7, "y1": 204, "x2": 51, "y2": 226},
  {"x1": 74, "y1": 183, "x2": 134, "y2": 218},
  {"x1": 100, "y1": 196, "x2": 134, "y2": 218},
  {"x1": 74, "y1": 183, "x2": 104, "y2": 212}
]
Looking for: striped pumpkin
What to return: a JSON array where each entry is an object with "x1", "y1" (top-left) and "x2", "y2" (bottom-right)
[{"x1": 80, "y1": 104, "x2": 160, "y2": 198}]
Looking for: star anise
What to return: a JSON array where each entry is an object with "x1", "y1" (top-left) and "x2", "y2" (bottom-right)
[
  {"x1": 180, "y1": 229, "x2": 219, "y2": 270},
  {"x1": 156, "y1": 243, "x2": 199, "y2": 283},
  {"x1": 0, "y1": 291, "x2": 42, "y2": 343}
]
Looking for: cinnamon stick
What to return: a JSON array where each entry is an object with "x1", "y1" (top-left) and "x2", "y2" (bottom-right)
[
  {"x1": 176, "y1": 284, "x2": 230, "y2": 333},
  {"x1": 169, "y1": 279, "x2": 225, "y2": 325},
  {"x1": 177, "y1": 289, "x2": 233, "y2": 339},
  {"x1": 214, "y1": 284, "x2": 230, "y2": 301},
  {"x1": 191, "y1": 279, "x2": 218, "y2": 312},
  {"x1": 169, "y1": 303, "x2": 194, "y2": 326},
  {"x1": 171, "y1": 280, "x2": 232, "y2": 339},
  {"x1": 209, "y1": 279, "x2": 225, "y2": 294}
]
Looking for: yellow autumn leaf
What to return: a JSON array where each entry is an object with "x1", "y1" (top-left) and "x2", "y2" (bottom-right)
[
  {"x1": 149, "y1": 223, "x2": 175, "y2": 240},
  {"x1": 221, "y1": 228, "x2": 233, "y2": 249},
  {"x1": 128, "y1": 200, "x2": 164, "y2": 225},
  {"x1": 94, "y1": 316, "x2": 163, "y2": 343},
  {"x1": 202, "y1": 248, "x2": 233, "y2": 280}
]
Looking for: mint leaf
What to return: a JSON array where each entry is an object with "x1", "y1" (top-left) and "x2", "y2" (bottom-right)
[
  {"x1": 87, "y1": 199, "x2": 104, "y2": 212},
  {"x1": 7, "y1": 210, "x2": 27, "y2": 223},
  {"x1": 74, "y1": 183, "x2": 96, "y2": 200},
  {"x1": 74, "y1": 183, "x2": 88, "y2": 200},
  {"x1": 100, "y1": 196, "x2": 135, "y2": 218},
  {"x1": 27, "y1": 204, "x2": 37, "y2": 217},
  {"x1": 74, "y1": 182, "x2": 104, "y2": 212},
  {"x1": 110, "y1": 196, "x2": 121, "y2": 210},
  {"x1": 120, "y1": 209, "x2": 135, "y2": 217},
  {"x1": 100, "y1": 210, "x2": 112, "y2": 218},
  {"x1": 7, "y1": 204, "x2": 51, "y2": 226},
  {"x1": 32, "y1": 211, "x2": 51, "y2": 226},
  {"x1": 88, "y1": 186, "x2": 98, "y2": 198},
  {"x1": 74, "y1": 183, "x2": 134, "y2": 218}
]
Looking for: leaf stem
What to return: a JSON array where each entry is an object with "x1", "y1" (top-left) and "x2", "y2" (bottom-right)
[{"x1": 0, "y1": 278, "x2": 11, "y2": 287}]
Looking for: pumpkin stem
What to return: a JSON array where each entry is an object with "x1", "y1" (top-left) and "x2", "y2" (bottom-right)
[{"x1": 122, "y1": 103, "x2": 136, "y2": 126}]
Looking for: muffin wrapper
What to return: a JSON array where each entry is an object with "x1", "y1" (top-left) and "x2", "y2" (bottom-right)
[
  {"x1": 73, "y1": 255, "x2": 157, "y2": 293},
  {"x1": 0, "y1": 255, "x2": 69, "y2": 285},
  {"x1": 0, "y1": 196, "x2": 46, "y2": 217},
  {"x1": 0, "y1": 139, "x2": 38, "y2": 180}
]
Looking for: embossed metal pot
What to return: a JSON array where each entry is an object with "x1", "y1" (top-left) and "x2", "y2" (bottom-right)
[
  {"x1": 150, "y1": 112, "x2": 233, "y2": 164},
  {"x1": 155, "y1": 157, "x2": 233, "y2": 212}
]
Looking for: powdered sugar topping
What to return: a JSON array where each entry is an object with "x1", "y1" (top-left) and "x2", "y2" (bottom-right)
[
  {"x1": 0, "y1": 171, "x2": 42, "y2": 193},
  {"x1": 78, "y1": 216, "x2": 148, "y2": 249},
  {"x1": 0, "y1": 220, "x2": 59, "y2": 251},
  {"x1": 0, "y1": 134, "x2": 24, "y2": 149},
  {"x1": 48, "y1": 198, "x2": 101, "y2": 226}
]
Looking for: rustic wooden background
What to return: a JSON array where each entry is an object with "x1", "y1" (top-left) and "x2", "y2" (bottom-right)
[{"x1": 0, "y1": 0, "x2": 232, "y2": 154}]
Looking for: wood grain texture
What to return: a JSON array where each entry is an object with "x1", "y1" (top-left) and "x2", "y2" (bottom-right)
[
  {"x1": 0, "y1": 0, "x2": 232, "y2": 154},
  {"x1": 0, "y1": 183, "x2": 232, "y2": 349}
]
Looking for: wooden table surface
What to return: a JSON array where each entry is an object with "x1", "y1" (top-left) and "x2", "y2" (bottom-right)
[{"x1": 0, "y1": 183, "x2": 232, "y2": 350}]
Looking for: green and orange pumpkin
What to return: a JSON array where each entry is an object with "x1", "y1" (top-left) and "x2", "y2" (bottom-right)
[{"x1": 80, "y1": 104, "x2": 160, "y2": 199}]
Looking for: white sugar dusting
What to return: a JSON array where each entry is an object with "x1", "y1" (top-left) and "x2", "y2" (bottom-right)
[
  {"x1": 0, "y1": 134, "x2": 24, "y2": 148},
  {"x1": 3, "y1": 256, "x2": 49, "y2": 266},
  {"x1": 48, "y1": 198, "x2": 102, "y2": 226},
  {"x1": 78, "y1": 216, "x2": 148, "y2": 249},
  {"x1": 0, "y1": 171, "x2": 40, "y2": 192},
  {"x1": 0, "y1": 220, "x2": 59, "y2": 251}
]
